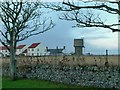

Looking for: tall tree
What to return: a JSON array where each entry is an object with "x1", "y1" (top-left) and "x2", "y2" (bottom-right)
[
  {"x1": 43, "y1": 1, "x2": 120, "y2": 32},
  {"x1": 0, "y1": 1, "x2": 55, "y2": 80}
]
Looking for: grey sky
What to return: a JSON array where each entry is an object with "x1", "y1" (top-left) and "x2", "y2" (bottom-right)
[
  {"x1": 18, "y1": 9, "x2": 118, "y2": 55},
  {"x1": 0, "y1": 1, "x2": 118, "y2": 55}
]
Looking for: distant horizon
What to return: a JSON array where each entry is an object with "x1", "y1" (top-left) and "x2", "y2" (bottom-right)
[{"x1": 0, "y1": 42, "x2": 118, "y2": 56}]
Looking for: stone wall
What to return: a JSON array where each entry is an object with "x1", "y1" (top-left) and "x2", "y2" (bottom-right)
[{"x1": 2, "y1": 64, "x2": 120, "y2": 89}]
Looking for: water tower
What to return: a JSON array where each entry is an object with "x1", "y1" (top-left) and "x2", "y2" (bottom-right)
[{"x1": 74, "y1": 39, "x2": 84, "y2": 55}]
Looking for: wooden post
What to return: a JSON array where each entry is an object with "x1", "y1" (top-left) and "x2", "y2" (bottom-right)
[{"x1": 105, "y1": 49, "x2": 109, "y2": 67}]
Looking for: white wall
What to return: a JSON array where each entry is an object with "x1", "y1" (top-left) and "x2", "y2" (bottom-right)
[
  {"x1": 16, "y1": 46, "x2": 27, "y2": 55},
  {"x1": 0, "y1": 50, "x2": 9, "y2": 57},
  {"x1": 27, "y1": 43, "x2": 48, "y2": 56}
]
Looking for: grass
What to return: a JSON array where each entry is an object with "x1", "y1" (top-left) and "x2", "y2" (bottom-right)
[
  {"x1": 2, "y1": 77, "x2": 112, "y2": 90},
  {"x1": 0, "y1": 76, "x2": 2, "y2": 90}
]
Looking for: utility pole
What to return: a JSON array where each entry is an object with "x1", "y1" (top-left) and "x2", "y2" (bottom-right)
[{"x1": 105, "y1": 49, "x2": 109, "y2": 67}]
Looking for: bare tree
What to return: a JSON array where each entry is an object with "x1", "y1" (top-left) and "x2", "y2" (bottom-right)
[
  {"x1": 0, "y1": 1, "x2": 55, "y2": 80},
  {"x1": 43, "y1": 1, "x2": 120, "y2": 32}
]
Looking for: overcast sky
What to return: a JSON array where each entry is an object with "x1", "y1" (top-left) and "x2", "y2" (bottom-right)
[
  {"x1": 0, "y1": 1, "x2": 119, "y2": 55},
  {"x1": 18, "y1": 4, "x2": 118, "y2": 55}
]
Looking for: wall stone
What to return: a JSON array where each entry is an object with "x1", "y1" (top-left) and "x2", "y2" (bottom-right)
[{"x1": 2, "y1": 64, "x2": 120, "y2": 89}]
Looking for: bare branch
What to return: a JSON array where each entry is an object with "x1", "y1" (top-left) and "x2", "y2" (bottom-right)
[
  {"x1": 17, "y1": 19, "x2": 55, "y2": 42},
  {"x1": 43, "y1": 1, "x2": 120, "y2": 32},
  {"x1": 0, "y1": 2, "x2": 55, "y2": 51},
  {"x1": 0, "y1": 39, "x2": 10, "y2": 51}
]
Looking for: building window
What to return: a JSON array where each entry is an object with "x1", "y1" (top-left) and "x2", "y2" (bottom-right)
[
  {"x1": 32, "y1": 49, "x2": 34, "y2": 51},
  {"x1": 37, "y1": 49, "x2": 39, "y2": 51},
  {"x1": 5, "y1": 50, "x2": 7, "y2": 52},
  {"x1": 32, "y1": 53, "x2": 34, "y2": 56},
  {"x1": 37, "y1": 53, "x2": 39, "y2": 56}
]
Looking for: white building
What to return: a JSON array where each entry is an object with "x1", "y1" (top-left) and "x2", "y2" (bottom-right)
[
  {"x1": 0, "y1": 42, "x2": 48, "y2": 57},
  {"x1": 16, "y1": 44, "x2": 27, "y2": 55},
  {"x1": 22, "y1": 49, "x2": 27, "y2": 56},
  {"x1": 0, "y1": 46, "x2": 9, "y2": 57},
  {"x1": 27, "y1": 43, "x2": 47, "y2": 56}
]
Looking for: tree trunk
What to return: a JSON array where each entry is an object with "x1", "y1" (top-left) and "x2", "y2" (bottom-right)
[{"x1": 10, "y1": 45, "x2": 16, "y2": 81}]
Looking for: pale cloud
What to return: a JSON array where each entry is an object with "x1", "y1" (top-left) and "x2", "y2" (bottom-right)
[
  {"x1": 69, "y1": 27, "x2": 118, "y2": 50},
  {"x1": 86, "y1": 38, "x2": 118, "y2": 49},
  {"x1": 69, "y1": 27, "x2": 108, "y2": 39}
]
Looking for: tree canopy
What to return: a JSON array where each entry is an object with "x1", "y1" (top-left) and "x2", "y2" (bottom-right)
[
  {"x1": 43, "y1": 1, "x2": 120, "y2": 32},
  {"x1": 0, "y1": 1, "x2": 55, "y2": 80},
  {"x1": 0, "y1": 1, "x2": 55, "y2": 51}
]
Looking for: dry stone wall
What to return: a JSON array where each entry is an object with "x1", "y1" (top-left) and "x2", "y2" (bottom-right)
[{"x1": 2, "y1": 63, "x2": 120, "y2": 89}]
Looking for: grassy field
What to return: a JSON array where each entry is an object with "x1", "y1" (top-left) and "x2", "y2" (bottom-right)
[
  {"x1": 2, "y1": 55, "x2": 118, "y2": 66},
  {"x1": 2, "y1": 77, "x2": 112, "y2": 90}
]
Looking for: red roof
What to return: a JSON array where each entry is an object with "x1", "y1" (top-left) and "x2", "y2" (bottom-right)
[
  {"x1": 0, "y1": 46, "x2": 10, "y2": 50},
  {"x1": 0, "y1": 46, "x2": 6, "y2": 50},
  {"x1": 17, "y1": 45, "x2": 26, "y2": 49},
  {"x1": 28, "y1": 43, "x2": 40, "y2": 48}
]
